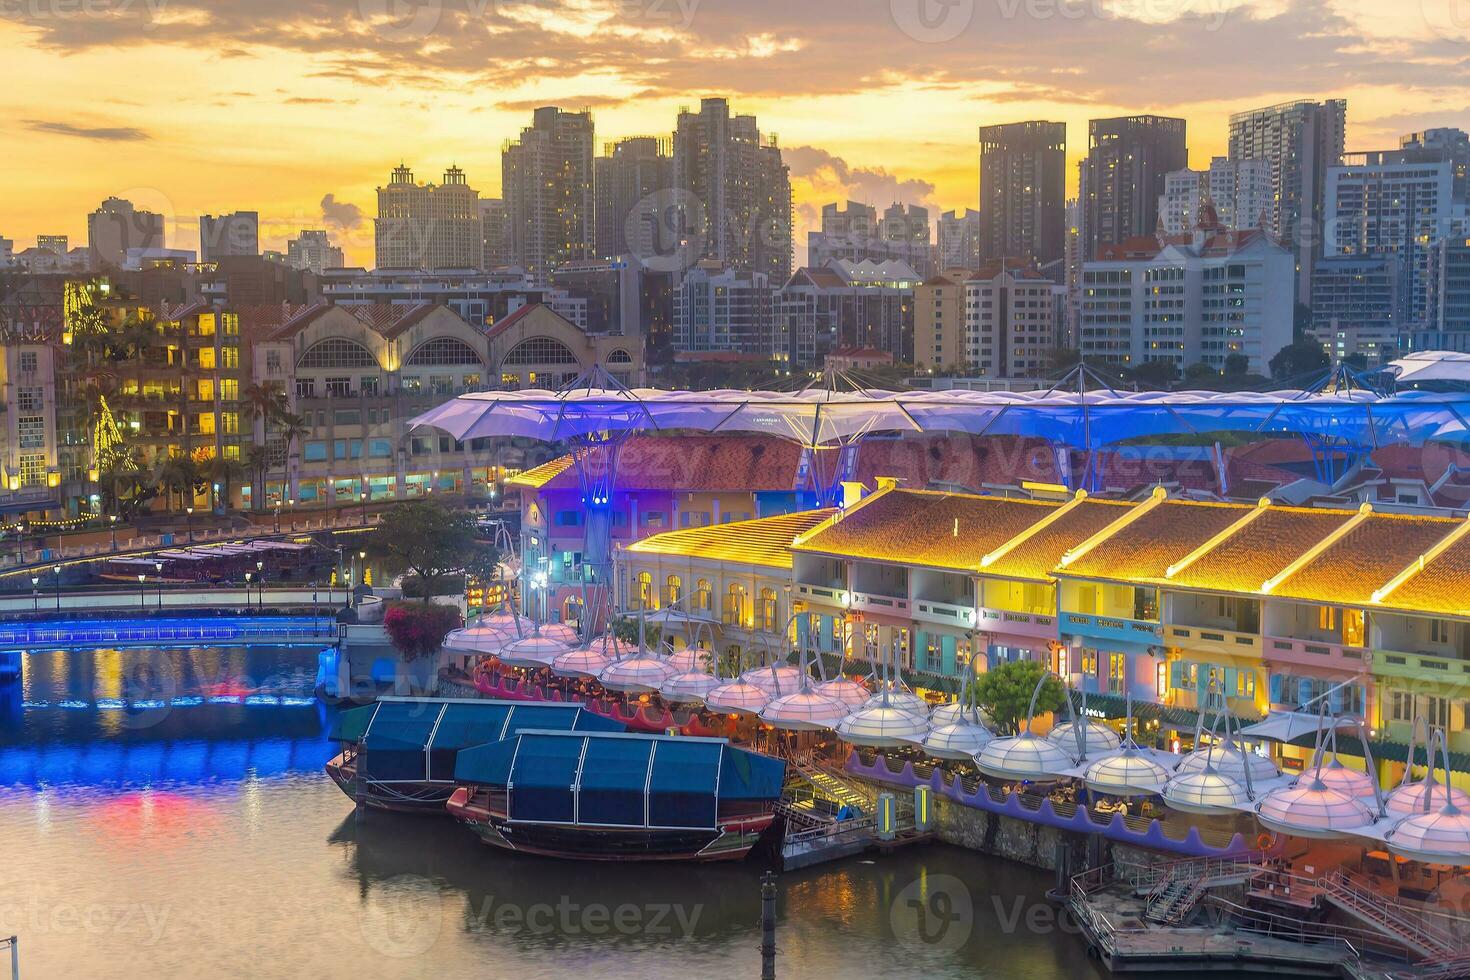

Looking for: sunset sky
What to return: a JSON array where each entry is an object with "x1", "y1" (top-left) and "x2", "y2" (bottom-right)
[{"x1": 4, "y1": 0, "x2": 1469, "y2": 266}]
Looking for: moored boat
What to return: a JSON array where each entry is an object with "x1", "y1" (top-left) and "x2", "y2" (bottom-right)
[
  {"x1": 447, "y1": 729, "x2": 785, "y2": 861},
  {"x1": 326, "y1": 697, "x2": 623, "y2": 813}
]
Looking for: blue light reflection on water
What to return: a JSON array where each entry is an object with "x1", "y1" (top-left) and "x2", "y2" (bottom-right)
[{"x1": 0, "y1": 645, "x2": 337, "y2": 793}]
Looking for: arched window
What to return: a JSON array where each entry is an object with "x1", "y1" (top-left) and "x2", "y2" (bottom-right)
[
  {"x1": 298, "y1": 338, "x2": 378, "y2": 369},
  {"x1": 664, "y1": 575, "x2": 682, "y2": 607},
  {"x1": 723, "y1": 583, "x2": 746, "y2": 627},
  {"x1": 636, "y1": 571, "x2": 653, "y2": 610},
  {"x1": 405, "y1": 337, "x2": 483, "y2": 366},
  {"x1": 502, "y1": 337, "x2": 580, "y2": 366},
  {"x1": 759, "y1": 588, "x2": 778, "y2": 632},
  {"x1": 607, "y1": 348, "x2": 633, "y2": 364},
  {"x1": 694, "y1": 578, "x2": 712, "y2": 613}
]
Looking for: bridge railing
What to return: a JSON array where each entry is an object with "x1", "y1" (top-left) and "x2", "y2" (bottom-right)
[
  {"x1": 0, "y1": 616, "x2": 339, "y2": 649},
  {"x1": 0, "y1": 587, "x2": 351, "y2": 616}
]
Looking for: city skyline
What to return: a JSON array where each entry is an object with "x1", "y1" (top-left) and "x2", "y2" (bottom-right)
[{"x1": 4, "y1": 1, "x2": 1467, "y2": 265}]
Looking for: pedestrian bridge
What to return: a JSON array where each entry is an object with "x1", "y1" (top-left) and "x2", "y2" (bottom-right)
[
  {"x1": 0, "y1": 615, "x2": 339, "y2": 656},
  {"x1": 0, "y1": 586, "x2": 350, "y2": 617}
]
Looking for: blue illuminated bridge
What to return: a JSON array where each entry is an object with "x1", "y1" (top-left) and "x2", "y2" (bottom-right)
[{"x1": 0, "y1": 616, "x2": 338, "y2": 654}]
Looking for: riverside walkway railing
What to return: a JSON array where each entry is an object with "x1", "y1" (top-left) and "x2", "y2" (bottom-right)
[
  {"x1": 0, "y1": 587, "x2": 350, "y2": 616},
  {"x1": 0, "y1": 615, "x2": 339, "y2": 651}
]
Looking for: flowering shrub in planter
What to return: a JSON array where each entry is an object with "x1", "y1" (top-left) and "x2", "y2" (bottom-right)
[{"x1": 383, "y1": 601, "x2": 464, "y2": 662}]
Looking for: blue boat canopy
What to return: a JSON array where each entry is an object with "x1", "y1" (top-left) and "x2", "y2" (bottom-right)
[
  {"x1": 332, "y1": 698, "x2": 623, "y2": 783},
  {"x1": 454, "y1": 730, "x2": 787, "y2": 830}
]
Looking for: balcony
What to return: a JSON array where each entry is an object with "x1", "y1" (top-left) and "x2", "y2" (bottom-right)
[
  {"x1": 976, "y1": 606, "x2": 1054, "y2": 639},
  {"x1": 849, "y1": 589, "x2": 910, "y2": 618},
  {"x1": 1372, "y1": 648, "x2": 1470, "y2": 685},
  {"x1": 912, "y1": 598, "x2": 975, "y2": 629},
  {"x1": 794, "y1": 582, "x2": 846, "y2": 607},
  {"x1": 1263, "y1": 635, "x2": 1367, "y2": 674},
  {"x1": 1062, "y1": 612, "x2": 1161, "y2": 647},
  {"x1": 1166, "y1": 624, "x2": 1261, "y2": 659}
]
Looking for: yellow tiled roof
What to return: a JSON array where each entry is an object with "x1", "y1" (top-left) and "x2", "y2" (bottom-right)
[
  {"x1": 506, "y1": 454, "x2": 576, "y2": 489},
  {"x1": 1376, "y1": 533, "x2": 1470, "y2": 617},
  {"x1": 1166, "y1": 507, "x2": 1354, "y2": 594},
  {"x1": 982, "y1": 499, "x2": 1133, "y2": 581},
  {"x1": 624, "y1": 509, "x2": 836, "y2": 569},
  {"x1": 1061, "y1": 500, "x2": 1249, "y2": 582},
  {"x1": 1271, "y1": 513, "x2": 1461, "y2": 605},
  {"x1": 790, "y1": 489, "x2": 1060, "y2": 572}
]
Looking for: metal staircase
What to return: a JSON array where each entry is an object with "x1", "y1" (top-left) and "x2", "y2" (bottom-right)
[
  {"x1": 785, "y1": 755, "x2": 872, "y2": 815},
  {"x1": 1144, "y1": 867, "x2": 1208, "y2": 925},
  {"x1": 1318, "y1": 869, "x2": 1463, "y2": 962}
]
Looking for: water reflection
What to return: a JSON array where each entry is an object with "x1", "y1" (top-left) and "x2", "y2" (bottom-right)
[{"x1": 0, "y1": 647, "x2": 1106, "y2": 979}]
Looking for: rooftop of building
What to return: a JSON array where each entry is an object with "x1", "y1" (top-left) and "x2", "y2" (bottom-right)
[
  {"x1": 625, "y1": 508, "x2": 837, "y2": 570},
  {"x1": 511, "y1": 435, "x2": 807, "y2": 494}
]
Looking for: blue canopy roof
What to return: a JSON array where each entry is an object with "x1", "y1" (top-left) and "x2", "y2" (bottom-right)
[
  {"x1": 455, "y1": 730, "x2": 786, "y2": 829},
  {"x1": 340, "y1": 698, "x2": 622, "y2": 783}
]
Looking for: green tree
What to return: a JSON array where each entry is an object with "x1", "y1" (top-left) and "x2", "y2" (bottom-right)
[
  {"x1": 365, "y1": 501, "x2": 496, "y2": 603},
  {"x1": 1130, "y1": 359, "x2": 1179, "y2": 390},
  {"x1": 609, "y1": 615, "x2": 663, "y2": 649},
  {"x1": 1183, "y1": 361, "x2": 1219, "y2": 385},
  {"x1": 1224, "y1": 353, "x2": 1250, "y2": 377},
  {"x1": 208, "y1": 456, "x2": 245, "y2": 513},
  {"x1": 968, "y1": 659, "x2": 1067, "y2": 736},
  {"x1": 244, "y1": 445, "x2": 271, "y2": 513},
  {"x1": 1270, "y1": 339, "x2": 1331, "y2": 381}
]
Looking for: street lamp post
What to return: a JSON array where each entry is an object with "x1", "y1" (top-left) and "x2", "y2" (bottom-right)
[
  {"x1": 53, "y1": 563, "x2": 61, "y2": 612},
  {"x1": 155, "y1": 560, "x2": 163, "y2": 609},
  {"x1": 185, "y1": 506, "x2": 194, "y2": 543},
  {"x1": 360, "y1": 488, "x2": 368, "y2": 525},
  {"x1": 357, "y1": 550, "x2": 366, "y2": 592},
  {"x1": 139, "y1": 574, "x2": 146, "y2": 609},
  {"x1": 273, "y1": 504, "x2": 281, "y2": 534},
  {"x1": 18, "y1": 522, "x2": 26, "y2": 565},
  {"x1": 287, "y1": 498, "x2": 295, "y2": 530},
  {"x1": 30, "y1": 575, "x2": 39, "y2": 612},
  {"x1": 245, "y1": 571, "x2": 252, "y2": 611},
  {"x1": 109, "y1": 514, "x2": 118, "y2": 553},
  {"x1": 256, "y1": 560, "x2": 264, "y2": 610}
]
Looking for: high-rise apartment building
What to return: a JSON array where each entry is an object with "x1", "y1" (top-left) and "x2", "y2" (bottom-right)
[
  {"x1": 937, "y1": 209, "x2": 982, "y2": 270},
  {"x1": 1207, "y1": 157, "x2": 1273, "y2": 230},
  {"x1": 199, "y1": 211, "x2": 260, "y2": 262},
  {"x1": 285, "y1": 229, "x2": 344, "y2": 274},
  {"x1": 374, "y1": 164, "x2": 482, "y2": 270},
  {"x1": 673, "y1": 97, "x2": 792, "y2": 280},
  {"x1": 1080, "y1": 116, "x2": 1187, "y2": 260},
  {"x1": 88, "y1": 197, "x2": 165, "y2": 269},
  {"x1": 808, "y1": 201, "x2": 933, "y2": 275},
  {"x1": 502, "y1": 107, "x2": 595, "y2": 278},
  {"x1": 978, "y1": 121, "x2": 1066, "y2": 268},
  {"x1": 36, "y1": 235, "x2": 68, "y2": 255},
  {"x1": 777, "y1": 259, "x2": 920, "y2": 366},
  {"x1": 1228, "y1": 99, "x2": 1347, "y2": 303},
  {"x1": 479, "y1": 199, "x2": 509, "y2": 270},
  {"x1": 593, "y1": 137, "x2": 672, "y2": 261},
  {"x1": 1325, "y1": 155, "x2": 1461, "y2": 325},
  {"x1": 1401, "y1": 128, "x2": 1470, "y2": 200},
  {"x1": 673, "y1": 262, "x2": 778, "y2": 356},
  {"x1": 1158, "y1": 169, "x2": 1208, "y2": 235}
]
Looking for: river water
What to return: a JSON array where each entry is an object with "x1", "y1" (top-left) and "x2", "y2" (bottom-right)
[{"x1": 0, "y1": 648, "x2": 1107, "y2": 979}]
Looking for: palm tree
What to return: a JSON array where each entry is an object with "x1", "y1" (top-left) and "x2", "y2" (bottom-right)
[
  {"x1": 245, "y1": 445, "x2": 270, "y2": 513},
  {"x1": 243, "y1": 382, "x2": 287, "y2": 428},
  {"x1": 208, "y1": 456, "x2": 246, "y2": 513},
  {"x1": 276, "y1": 412, "x2": 309, "y2": 503},
  {"x1": 154, "y1": 455, "x2": 198, "y2": 514}
]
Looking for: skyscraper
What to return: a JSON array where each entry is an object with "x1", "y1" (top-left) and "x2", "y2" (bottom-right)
[
  {"x1": 1228, "y1": 98, "x2": 1347, "y2": 302},
  {"x1": 937, "y1": 209, "x2": 982, "y2": 270},
  {"x1": 1080, "y1": 116, "x2": 1187, "y2": 260},
  {"x1": 88, "y1": 197, "x2": 165, "y2": 268},
  {"x1": 286, "y1": 230, "x2": 344, "y2": 274},
  {"x1": 673, "y1": 97, "x2": 792, "y2": 280},
  {"x1": 502, "y1": 106, "x2": 595, "y2": 278},
  {"x1": 374, "y1": 164, "x2": 482, "y2": 270},
  {"x1": 977, "y1": 120, "x2": 1066, "y2": 267},
  {"x1": 479, "y1": 199, "x2": 509, "y2": 270},
  {"x1": 199, "y1": 211, "x2": 260, "y2": 262},
  {"x1": 593, "y1": 136, "x2": 672, "y2": 260}
]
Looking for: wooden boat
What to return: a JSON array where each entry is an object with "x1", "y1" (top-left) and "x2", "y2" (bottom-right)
[
  {"x1": 447, "y1": 729, "x2": 785, "y2": 861},
  {"x1": 325, "y1": 697, "x2": 623, "y2": 813}
]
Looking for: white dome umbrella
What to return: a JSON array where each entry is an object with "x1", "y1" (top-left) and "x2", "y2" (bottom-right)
[
  {"x1": 1386, "y1": 731, "x2": 1470, "y2": 866},
  {"x1": 760, "y1": 645, "x2": 850, "y2": 731},
  {"x1": 597, "y1": 651, "x2": 677, "y2": 694},
  {"x1": 1048, "y1": 721, "x2": 1121, "y2": 755},
  {"x1": 1255, "y1": 775, "x2": 1375, "y2": 839},
  {"x1": 1164, "y1": 768, "x2": 1254, "y2": 816},
  {"x1": 1308, "y1": 758, "x2": 1378, "y2": 801},
  {"x1": 497, "y1": 632, "x2": 571, "y2": 669},
  {"x1": 834, "y1": 640, "x2": 930, "y2": 747},
  {"x1": 537, "y1": 622, "x2": 581, "y2": 646},
  {"x1": 918, "y1": 658, "x2": 994, "y2": 760},
  {"x1": 862, "y1": 682, "x2": 929, "y2": 718},
  {"x1": 742, "y1": 663, "x2": 804, "y2": 696},
  {"x1": 442, "y1": 624, "x2": 515, "y2": 656},
  {"x1": 1386, "y1": 781, "x2": 1470, "y2": 818},
  {"x1": 932, "y1": 700, "x2": 994, "y2": 728},
  {"x1": 975, "y1": 734, "x2": 1076, "y2": 782},
  {"x1": 1175, "y1": 744, "x2": 1280, "y2": 783},
  {"x1": 704, "y1": 680, "x2": 771, "y2": 716},
  {"x1": 551, "y1": 636, "x2": 616, "y2": 679},
  {"x1": 660, "y1": 669, "x2": 722, "y2": 704},
  {"x1": 666, "y1": 646, "x2": 708, "y2": 674},
  {"x1": 1083, "y1": 693, "x2": 1171, "y2": 798},
  {"x1": 476, "y1": 605, "x2": 533, "y2": 638},
  {"x1": 817, "y1": 677, "x2": 871, "y2": 710}
]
